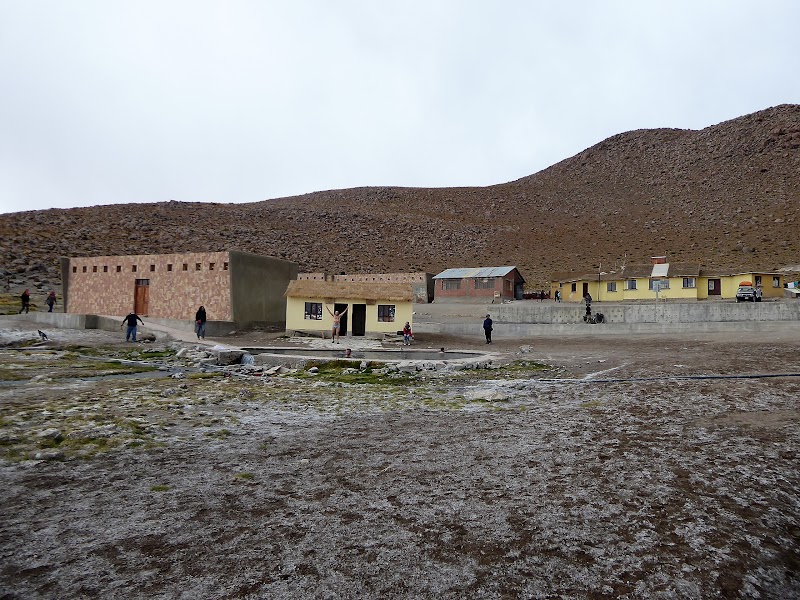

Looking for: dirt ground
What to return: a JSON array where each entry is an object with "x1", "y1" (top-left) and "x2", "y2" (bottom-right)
[{"x1": 1, "y1": 318, "x2": 799, "y2": 599}]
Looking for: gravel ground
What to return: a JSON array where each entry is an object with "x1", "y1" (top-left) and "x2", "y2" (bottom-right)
[{"x1": 0, "y1": 318, "x2": 799, "y2": 599}]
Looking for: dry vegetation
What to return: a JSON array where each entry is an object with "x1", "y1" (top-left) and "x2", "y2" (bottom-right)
[{"x1": 1, "y1": 105, "x2": 798, "y2": 292}]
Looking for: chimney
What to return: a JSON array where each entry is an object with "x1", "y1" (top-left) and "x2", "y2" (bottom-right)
[{"x1": 651, "y1": 256, "x2": 667, "y2": 265}]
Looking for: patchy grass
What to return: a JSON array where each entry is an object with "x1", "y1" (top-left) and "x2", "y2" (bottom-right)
[
  {"x1": 205, "y1": 429, "x2": 232, "y2": 439},
  {"x1": 296, "y1": 360, "x2": 414, "y2": 385},
  {"x1": 234, "y1": 472, "x2": 255, "y2": 480},
  {"x1": 150, "y1": 485, "x2": 170, "y2": 492}
]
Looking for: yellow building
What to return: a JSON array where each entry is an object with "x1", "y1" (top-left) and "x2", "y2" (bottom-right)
[
  {"x1": 285, "y1": 280, "x2": 413, "y2": 338},
  {"x1": 551, "y1": 261, "x2": 785, "y2": 302}
]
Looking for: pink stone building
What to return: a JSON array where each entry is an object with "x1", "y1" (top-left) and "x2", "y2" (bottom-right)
[{"x1": 61, "y1": 251, "x2": 298, "y2": 323}]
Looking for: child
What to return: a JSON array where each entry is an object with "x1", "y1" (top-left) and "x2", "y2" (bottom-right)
[{"x1": 402, "y1": 322, "x2": 413, "y2": 346}]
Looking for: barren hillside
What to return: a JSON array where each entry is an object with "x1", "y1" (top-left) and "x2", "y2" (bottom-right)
[{"x1": 1, "y1": 104, "x2": 798, "y2": 291}]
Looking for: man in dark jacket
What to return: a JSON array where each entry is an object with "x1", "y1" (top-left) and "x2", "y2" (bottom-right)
[
  {"x1": 121, "y1": 312, "x2": 144, "y2": 342},
  {"x1": 19, "y1": 289, "x2": 30, "y2": 314},
  {"x1": 195, "y1": 306, "x2": 207, "y2": 339},
  {"x1": 483, "y1": 314, "x2": 493, "y2": 344}
]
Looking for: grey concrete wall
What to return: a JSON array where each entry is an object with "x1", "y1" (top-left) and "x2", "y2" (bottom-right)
[
  {"x1": 228, "y1": 251, "x2": 298, "y2": 323},
  {"x1": 60, "y1": 257, "x2": 70, "y2": 313},
  {"x1": 492, "y1": 300, "x2": 800, "y2": 325},
  {"x1": 414, "y1": 320, "x2": 800, "y2": 337}
]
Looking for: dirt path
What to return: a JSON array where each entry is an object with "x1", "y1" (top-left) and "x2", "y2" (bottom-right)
[{"x1": 1, "y1": 320, "x2": 799, "y2": 598}]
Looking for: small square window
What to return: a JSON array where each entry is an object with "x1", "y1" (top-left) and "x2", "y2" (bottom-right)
[
  {"x1": 195, "y1": 263, "x2": 201, "y2": 271},
  {"x1": 150, "y1": 264, "x2": 155, "y2": 272},
  {"x1": 167, "y1": 264, "x2": 173, "y2": 272},
  {"x1": 223, "y1": 262, "x2": 229, "y2": 270},
  {"x1": 182, "y1": 263, "x2": 188, "y2": 271},
  {"x1": 103, "y1": 266, "x2": 108, "y2": 273},
  {"x1": 72, "y1": 266, "x2": 77, "y2": 273},
  {"x1": 132, "y1": 265, "x2": 137, "y2": 273},
  {"x1": 82, "y1": 266, "x2": 87, "y2": 273},
  {"x1": 209, "y1": 262, "x2": 215, "y2": 271},
  {"x1": 571, "y1": 283, "x2": 577, "y2": 293},
  {"x1": 92, "y1": 265, "x2": 97, "y2": 273},
  {"x1": 116, "y1": 265, "x2": 121, "y2": 272},
  {"x1": 606, "y1": 281, "x2": 616, "y2": 292}
]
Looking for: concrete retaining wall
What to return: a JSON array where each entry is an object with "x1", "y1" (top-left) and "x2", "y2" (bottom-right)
[
  {"x1": 492, "y1": 301, "x2": 800, "y2": 325},
  {"x1": 414, "y1": 320, "x2": 800, "y2": 337}
]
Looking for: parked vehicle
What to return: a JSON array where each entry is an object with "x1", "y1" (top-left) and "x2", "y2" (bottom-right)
[{"x1": 736, "y1": 282, "x2": 756, "y2": 302}]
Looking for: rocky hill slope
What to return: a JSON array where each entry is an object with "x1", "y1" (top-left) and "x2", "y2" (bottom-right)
[{"x1": 1, "y1": 104, "x2": 798, "y2": 293}]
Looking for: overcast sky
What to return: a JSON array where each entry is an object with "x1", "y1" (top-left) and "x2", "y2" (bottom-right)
[{"x1": 1, "y1": 1, "x2": 798, "y2": 214}]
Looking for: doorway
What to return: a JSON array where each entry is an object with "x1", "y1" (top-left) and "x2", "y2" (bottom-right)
[
  {"x1": 334, "y1": 303, "x2": 348, "y2": 337},
  {"x1": 351, "y1": 304, "x2": 366, "y2": 336},
  {"x1": 582, "y1": 282, "x2": 589, "y2": 297},
  {"x1": 134, "y1": 279, "x2": 150, "y2": 315},
  {"x1": 707, "y1": 279, "x2": 721, "y2": 296}
]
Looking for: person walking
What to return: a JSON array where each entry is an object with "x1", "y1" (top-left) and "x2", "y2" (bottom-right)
[
  {"x1": 120, "y1": 312, "x2": 144, "y2": 342},
  {"x1": 483, "y1": 314, "x2": 493, "y2": 344},
  {"x1": 45, "y1": 291, "x2": 56, "y2": 312},
  {"x1": 19, "y1": 289, "x2": 30, "y2": 314},
  {"x1": 195, "y1": 305, "x2": 207, "y2": 339},
  {"x1": 584, "y1": 292, "x2": 593, "y2": 321},
  {"x1": 402, "y1": 321, "x2": 413, "y2": 346},
  {"x1": 326, "y1": 305, "x2": 348, "y2": 343}
]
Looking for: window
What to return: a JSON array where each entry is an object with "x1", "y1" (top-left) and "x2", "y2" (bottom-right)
[
  {"x1": 150, "y1": 264, "x2": 155, "y2": 272},
  {"x1": 92, "y1": 266, "x2": 97, "y2": 273},
  {"x1": 475, "y1": 278, "x2": 494, "y2": 289},
  {"x1": 571, "y1": 283, "x2": 577, "y2": 293},
  {"x1": 443, "y1": 280, "x2": 460, "y2": 291},
  {"x1": 182, "y1": 263, "x2": 188, "y2": 271},
  {"x1": 135, "y1": 279, "x2": 150, "y2": 286},
  {"x1": 505, "y1": 280, "x2": 512, "y2": 291},
  {"x1": 103, "y1": 266, "x2": 108, "y2": 273},
  {"x1": 773, "y1": 276, "x2": 780, "y2": 288},
  {"x1": 209, "y1": 263, "x2": 215, "y2": 271},
  {"x1": 132, "y1": 265, "x2": 137, "y2": 273},
  {"x1": 607, "y1": 282, "x2": 617, "y2": 292},
  {"x1": 683, "y1": 277, "x2": 696, "y2": 289},
  {"x1": 116, "y1": 265, "x2": 121, "y2": 272},
  {"x1": 755, "y1": 276, "x2": 762, "y2": 287},
  {"x1": 223, "y1": 262, "x2": 229, "y2": 271},
  {"x1": 649, "y1": 279, "x2": 669, "y2": 290},
  {"x1": 377, "y1": 304, "x2": 396, "y2": 322},
  {"x1": 304, "y1": 302, "x2": 322, "y2": 320},
  {"x1": 625, "y1": 279, "x2": 637, "y2": 290},
  {"x1": 72, "y1": 266, "x2": 77, "y2": 273},
  {"x1": 167, "y1": 264, "x2": 173, "y2": 272},
  {"x1": 195, "y1": 263, "x2": 201, "y2": 271}
]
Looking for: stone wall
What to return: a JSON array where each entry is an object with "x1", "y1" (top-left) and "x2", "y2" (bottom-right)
[{"x1": 64, "y1": 252, "x2": 232, "y2": 320}]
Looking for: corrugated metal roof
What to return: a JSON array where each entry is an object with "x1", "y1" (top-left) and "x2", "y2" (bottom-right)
[
  {"x1": 434, "y1": 266, "x2": 519, "y2": 279},
  {"x1": 651, "y1": 263, "x2": 670, "y2": 278}
]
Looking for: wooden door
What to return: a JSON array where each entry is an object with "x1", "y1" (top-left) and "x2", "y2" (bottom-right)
[
  {"x1": 351, "y1": 304, "x2": 366, "y2": 336},
  {"x1": 134, "y1": 279, "x2": 150, "y2": 315},
  {"x1": 708, "y1": 279, "x2": 721, "y2": 296}
]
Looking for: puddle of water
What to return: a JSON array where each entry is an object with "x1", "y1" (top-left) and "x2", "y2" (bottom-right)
[{"x1": 242, "y1": 348, "x2": 482, "y2": 361}]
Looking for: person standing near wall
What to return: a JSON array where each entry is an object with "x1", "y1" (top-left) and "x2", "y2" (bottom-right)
[
  {"x1": 19, "y1": 289, "x2": 30, "y2": 314},
  {"x1": 195, "y1": 305, "x2": 207, "y2": 339},
  {"x1": 45, "y1": 291, "x2": 56, "y2": 312},
  {"x1": 120, "y1": 312, "x2": 144, "y2": 342},
  {"x1": 483, "y1": 314, "x2": 493, "y2": 344},
  {"x1": 402, "y1": 321, "x2": 413, "y2": 346},
  {"x1": 327, "y1": 305, "x2": 348, "y2": 343}
]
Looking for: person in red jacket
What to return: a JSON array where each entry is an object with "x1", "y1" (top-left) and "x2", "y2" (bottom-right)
[{"x1": 402, "y1": 322, "x2": 413, "y2": 346}]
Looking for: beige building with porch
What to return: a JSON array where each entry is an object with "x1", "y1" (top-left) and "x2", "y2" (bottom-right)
[{"x1": 285, "y1": 280, "x2": 413, "y2": 338}]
